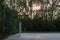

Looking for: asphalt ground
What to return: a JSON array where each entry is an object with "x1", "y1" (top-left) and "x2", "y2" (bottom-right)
[{"x1": 4, "y1": 33, "x2": 60, "y2": 40}]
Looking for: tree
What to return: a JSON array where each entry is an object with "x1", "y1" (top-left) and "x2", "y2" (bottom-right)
[
  {"x1": 3, "y1": 0, "x2": 60, "y2": 33},
  {"x1": 0, "y1": 0, "x2": 19, "y2": 39}
]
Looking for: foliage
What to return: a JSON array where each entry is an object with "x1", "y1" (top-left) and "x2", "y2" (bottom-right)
[
  {"x1": 0, "y1": 1, "x2": 19, "y2": 40},
  {"x1": 22, "y1": 17, "x2": 60, "y2": 32}
]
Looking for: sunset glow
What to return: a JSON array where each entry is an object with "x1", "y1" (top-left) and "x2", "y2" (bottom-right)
[{"x1": 32, "y1": 4, "x2": 41, "y2": 11}]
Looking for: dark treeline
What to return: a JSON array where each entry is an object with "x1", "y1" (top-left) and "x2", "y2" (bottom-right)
[{"x1": 22, "y1": 17, "x2": 60, "y2": 32}]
